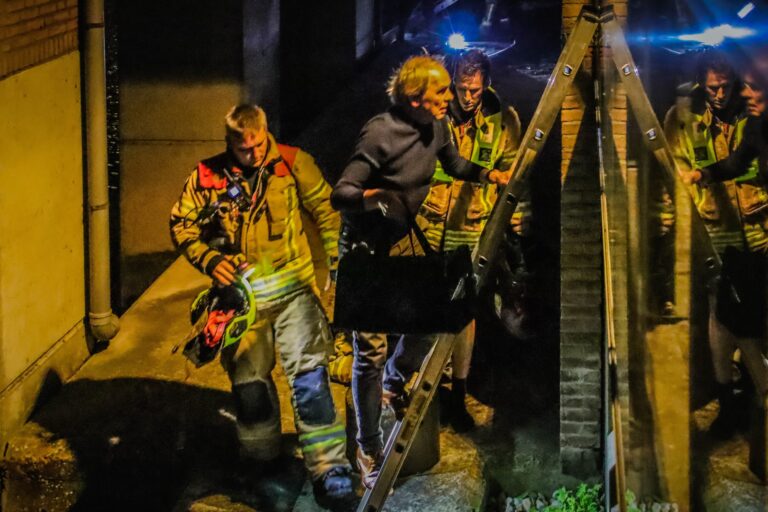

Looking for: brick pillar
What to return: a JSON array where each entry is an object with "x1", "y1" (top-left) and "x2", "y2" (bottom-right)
[
  {"x1": 560, "y1": 0, "x2": 602, "y2": 476},
  {"x1": 559, "y1": 0, "x2": 627, "y2": 477}
]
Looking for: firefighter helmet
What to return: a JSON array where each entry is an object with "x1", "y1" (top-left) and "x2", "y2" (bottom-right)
[{"x1": 183, "y1": 265, "x2": 258, "y2": 367}]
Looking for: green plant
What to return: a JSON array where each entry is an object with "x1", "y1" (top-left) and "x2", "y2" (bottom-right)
[
  {"x1": 625, "y1": 489, "x2": 641, "y2": 512},
  {"x1": 509, "y1": 486, "x2": 674, "y2": 512},
  {"x1": 543, "y1": 483, "x2": 602, "y2": 512}
]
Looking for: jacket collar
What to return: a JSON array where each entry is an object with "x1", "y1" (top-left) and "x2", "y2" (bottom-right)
[{"x1": 263, "y1": 132, "x2": 282, "y2": 164}]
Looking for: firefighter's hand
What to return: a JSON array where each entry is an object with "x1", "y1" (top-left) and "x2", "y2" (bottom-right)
[
  {"x1": 511, "y1": 211, "x2": 528, "y2": 236},
  {"x1": 212, "y1": 258, "x2": 237, "y2": 286},
  {"x1": 684, "y1": 169, "x2": 703, "y2": 185},
  {"x1": 323, "y1": 268, "x2": 336, "y2": 293},
  {"x1": 325, "y1": 267, "x2": 337, "y2": 291},
  {"x1": 363, "y1": 189, "x2": 409, "y2": 223},
  {"x1": 659, "y1": 216, "x2": 675, "y2": 236},
  {"x1": 487, "y1": 169, "x2": 511, "y2": 186}
]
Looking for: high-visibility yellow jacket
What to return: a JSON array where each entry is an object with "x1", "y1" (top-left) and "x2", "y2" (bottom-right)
[
  {"x1": 418, "y1": 88, "x2": 522, "y2": 251},
  {"x1": 665, "y1": 91, "x2": 768, "y2": 252},
  {"x1": 170, "y1": 133, "x2": 340, "y2": 308}
]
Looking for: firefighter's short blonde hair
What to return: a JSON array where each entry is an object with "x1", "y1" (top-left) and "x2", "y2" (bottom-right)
[
  {"x1": 225, "y1": 104, "x2": 267, "y2": 139},
  {"x1": 387, "y1": 55, "x2": 447, "y2": 106}
]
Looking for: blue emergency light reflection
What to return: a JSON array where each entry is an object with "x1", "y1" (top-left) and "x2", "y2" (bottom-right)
[{"x1": 677, "y1": 24, "x2": 756, "y2": 45}]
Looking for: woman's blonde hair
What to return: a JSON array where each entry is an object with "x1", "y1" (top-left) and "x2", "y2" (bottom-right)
[{"x1": 387, "y1": 55, "x2": 447, "y2": 106}]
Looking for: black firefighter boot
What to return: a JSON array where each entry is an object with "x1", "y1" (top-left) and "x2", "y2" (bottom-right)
[
  {"x1": 449, "y1": 378, "x2": 476, "y2": 433},
  {"x1": 710, "y1": 382, "x2": 741, "y2": 440}
]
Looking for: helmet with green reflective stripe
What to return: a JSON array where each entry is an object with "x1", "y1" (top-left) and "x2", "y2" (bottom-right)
[{"x1": 222, "y1": 264, "x2": 258, "y2": 347}]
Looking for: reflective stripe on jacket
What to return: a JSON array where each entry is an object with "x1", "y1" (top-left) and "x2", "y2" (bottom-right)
[
  {"x1": 420, "y1": 88, "x2": 522, "y2": 251},
  {"x1": 170, "y1": 133, "x2": 340, "y2": 308},
  {"x1": 665, "y1": 98, "x2": 768, "y2": 252}
]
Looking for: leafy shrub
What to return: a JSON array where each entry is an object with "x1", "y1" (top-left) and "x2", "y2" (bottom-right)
[{"x1": 543, "y1": 483, "x2": 602, "y2": 512}]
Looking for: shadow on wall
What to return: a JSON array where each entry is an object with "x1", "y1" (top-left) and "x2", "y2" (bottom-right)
[
  {"x1": 30, "y1": 370, "x2": 65, "y2": 418},
  {"x1": 5, "y1": 378, "x2": 299, "y2": 510}
]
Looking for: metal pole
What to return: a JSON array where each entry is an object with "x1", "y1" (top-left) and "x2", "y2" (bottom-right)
[{"x1": 84, "y1": 0, "x2": 119, "y2": 342}]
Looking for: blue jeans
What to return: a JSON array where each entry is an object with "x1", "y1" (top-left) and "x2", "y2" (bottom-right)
[{"x1": 351, "y1": 331, "x2": 436, "y2": 454}]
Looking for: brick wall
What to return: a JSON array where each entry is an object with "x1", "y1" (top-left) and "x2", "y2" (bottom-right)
[
  {"x1": 559, "y1": 0, "x2": 627, "y2": 476},
  {"x1": 0, "y1": 0, "x2": 78, "y2": 80}
]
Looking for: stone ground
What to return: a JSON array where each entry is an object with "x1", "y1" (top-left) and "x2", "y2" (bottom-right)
[
  {"x1": 628, "y1": 316, "x2": 768, "y2": 512},
  {"x1": 695, "y1": 403, "x2": 768, "y2": 512}
]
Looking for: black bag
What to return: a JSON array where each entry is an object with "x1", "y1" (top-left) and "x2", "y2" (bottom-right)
[
  {"x1": 333, "y1": 221, "x2": 475, "y2": 334},
  {"x1": 715, "y1": 246, "x2": 767, "y2": 338}
]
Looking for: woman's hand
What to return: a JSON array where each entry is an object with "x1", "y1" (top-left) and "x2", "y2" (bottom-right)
[{"x1": 362, "y1": 189, "x2": 409, "y2": 222}]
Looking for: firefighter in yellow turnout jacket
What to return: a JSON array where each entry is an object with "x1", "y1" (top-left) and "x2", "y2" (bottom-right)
[
  {"x1": 659, "y1": 53, "x2": 747, "y2": 317},
  {"x1": 415, "y1": 50, "x2": 522, "y2": 431},
  {"x1": 170, "y1": 105, "x2": 355, "y2": 508},
  {"x1": 666, "y1": 83, "x2": 768, "y2": 253},
  {"x1": 665, "y1": 52, "x2": 768, "y2": 439}
]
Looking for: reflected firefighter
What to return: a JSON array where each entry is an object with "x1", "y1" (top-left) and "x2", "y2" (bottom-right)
[
  {"x1": 669, "y1": 50, "x2": 768, "y2": 439},
  {"x1": 662, "y1": 50, "x2": 745, "y2": 318},
  {"x1": 169, "y1": 105, "x2": 356, "y2": 510},
  {"x1": 690, "y1": 55, "x2": 768, "y2": 440}
]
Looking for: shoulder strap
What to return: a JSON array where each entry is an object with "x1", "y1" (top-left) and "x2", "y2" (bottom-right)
[
  {"x1": 276, "y1": 144, "x2": 299, "y2": 174},
  {"x1": 197, "y1": 153, "x2": 230, "y2": 189},
  {"x1": 408, "y1": 217, "x2": 436, "y2": 255}
]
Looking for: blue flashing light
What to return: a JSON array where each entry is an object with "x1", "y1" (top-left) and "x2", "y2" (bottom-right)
[{"x1": 447, "y1": 32, "x2": 468, "y2": 50}]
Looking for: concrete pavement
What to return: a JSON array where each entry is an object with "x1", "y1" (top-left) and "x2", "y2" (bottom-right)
[{"x1": 2, "y1": 258, "x2": 488, "y2": 511}]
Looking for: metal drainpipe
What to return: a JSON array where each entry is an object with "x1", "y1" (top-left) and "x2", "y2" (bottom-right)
[{"x1": 84, "y1": 0, "x2": 119, "y2": 342}]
